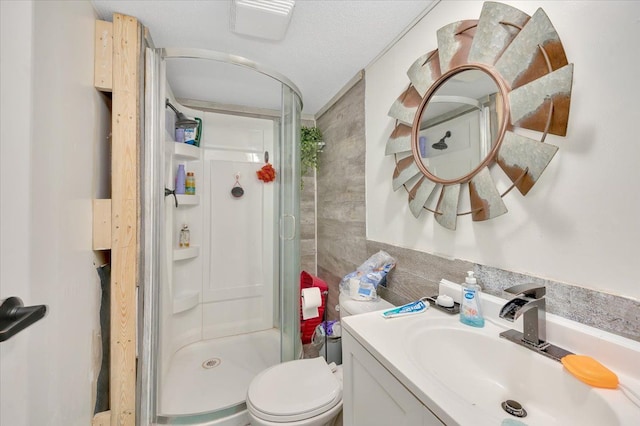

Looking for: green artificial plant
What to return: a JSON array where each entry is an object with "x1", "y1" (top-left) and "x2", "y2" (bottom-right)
[{"x1": 300, "y1": 126, "x2": 323, "y2": 188}]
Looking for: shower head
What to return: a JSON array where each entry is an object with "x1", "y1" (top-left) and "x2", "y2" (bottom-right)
[{"x1": 166, "y1": 99, "x2": 198, "y2": 129}]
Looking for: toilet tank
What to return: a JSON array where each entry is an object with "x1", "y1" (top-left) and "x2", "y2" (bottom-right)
[{"x1": 338, "y1": 293, "x2": 394, "y2": 319}]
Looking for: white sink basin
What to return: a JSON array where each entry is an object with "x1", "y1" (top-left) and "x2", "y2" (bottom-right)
[
  {"x1": 405, "y1": 318, "x2": 621, "y2": 425},
  {"x1": 342, "y1": 287, "x2": 640, "y2": 426}
]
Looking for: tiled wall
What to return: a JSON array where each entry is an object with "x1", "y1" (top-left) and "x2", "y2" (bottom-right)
[
  {"x1": 316, "y1": 78, "x2": 368, "y2": 321},
  {"x1": 366, "y1": 240, "x2": 472, "y2": 308},
  {"x1": 314, "y1": 72, "x2": 640, "y2": 342},
  {"x1": 474, "y1": 264, "x2": 640, "y2": 342}
]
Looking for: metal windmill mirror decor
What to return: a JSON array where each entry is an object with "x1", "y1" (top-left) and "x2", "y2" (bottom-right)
[{"x1": 386, "y1": 1, "x2": 573, "y2": 230}]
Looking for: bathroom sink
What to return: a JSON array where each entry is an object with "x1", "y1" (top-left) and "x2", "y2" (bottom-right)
[
  {"x1": 405, "y1": 318, "x2": 628, "y2": 425},
  {"x1": 342, "y1": 282, "x2": 640, "y2": 426}
]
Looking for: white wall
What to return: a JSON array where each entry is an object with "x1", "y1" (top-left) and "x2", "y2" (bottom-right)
[
  {"x1": 199, "y1": 112, "x2": 275, "y2": 340},
  {"x1": 1, "y1": 1, "x2": 35, "y2": 423},
  {"x1": 1, "y1": 1, "x2": 111, "y2": 425},
  {"x1": 365, "y1": 1, "x2": 640, "y2": 300}
]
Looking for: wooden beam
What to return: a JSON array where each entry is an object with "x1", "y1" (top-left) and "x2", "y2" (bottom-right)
[
  {"x1": 93, "y1": 199, "x2": 112, "y2": 250},
  {"x1": 94, "y1": 20, "x2": 113, "y2": 92},
  {"x1": 110, "y1": 13, "x2": 140, "y2": 426},
  {"x1": 92, "y1": 411, "x2": 111, "y2": 426}
]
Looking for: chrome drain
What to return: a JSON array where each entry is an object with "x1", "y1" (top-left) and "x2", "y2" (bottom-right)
[
  {"x1": 501, "y1": 400, "x2": 527, "y2": 418},
  {"x1": 202, "y1": 358, "x2": 221, "y2": 369}
]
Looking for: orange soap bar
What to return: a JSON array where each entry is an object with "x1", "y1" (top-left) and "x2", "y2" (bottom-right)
[{"x1": 561, "y1": 354, "x2": 619, "y2": 389}]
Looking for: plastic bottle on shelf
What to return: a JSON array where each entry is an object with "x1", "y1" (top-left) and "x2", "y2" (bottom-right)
[
  {"x1": 185, "y1": 172, "x2": 196, "y2": 195},
  {"x1": 175, "y1": 128, "x2": 185, "y2": 143},
  {"x1": 175, "y1": 164, "x2": 186, "y2": 194},
  {"x1": 179, "y1": 224, "x2": 190, "y2": 248},
  {"x1": 184, "y1": 126, "x2": 196, "y2": 145},
  {"x1": 419, "y1": 136, "x2": 427, "y2": 157}
]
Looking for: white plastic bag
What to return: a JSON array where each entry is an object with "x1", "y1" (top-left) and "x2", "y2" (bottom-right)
[{"x1": 339, "y1": 251, "x2": 396, "y2": 300}]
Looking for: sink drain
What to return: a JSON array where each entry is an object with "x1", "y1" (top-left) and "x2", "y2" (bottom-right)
[
  {"x1": 202, "y1": 357, "x2": 221, "y2": 369},
  {"x1": 501, "y1": 400, "x2": 527, "y2": 418}
]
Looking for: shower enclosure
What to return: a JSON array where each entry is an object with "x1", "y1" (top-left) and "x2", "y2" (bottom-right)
[{"x1": 139, "y1": 47, "x2": 302, "y2": 425}]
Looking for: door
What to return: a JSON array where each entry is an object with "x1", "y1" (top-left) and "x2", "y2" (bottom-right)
[
  {"x1": 279, "y1": 85, "x2": 302, "y2": 362},
  {"x1": 419, "y1": 109, "x2": 482, "y2": 180},
  {"x1": 2, "y1": 2, "x2": 110, "y2": 425},
  {"x1": 1, "y1": 3, "x2": 33, "y2": 421}
]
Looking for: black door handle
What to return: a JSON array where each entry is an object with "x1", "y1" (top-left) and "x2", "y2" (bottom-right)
[{"x1": 0, "y1": 297, "x2": 47, "y2": 342}]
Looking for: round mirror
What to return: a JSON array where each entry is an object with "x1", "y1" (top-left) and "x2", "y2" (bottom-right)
[
  {"x1": 386, "y1": 2, "x2": 574, "y2": 229},
  {"x1": 413, "y1": 67, "x2": 504, "y2": 182}
]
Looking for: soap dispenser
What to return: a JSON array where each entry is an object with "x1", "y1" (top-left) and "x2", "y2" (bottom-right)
[{"x1": 460, "y1": 271, "x2": 485, "y2": 327}]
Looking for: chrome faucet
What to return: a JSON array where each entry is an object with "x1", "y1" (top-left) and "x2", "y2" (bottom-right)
[
  {"x1": 498, "y1": 284, "x2": 573, "y2": 362},
  {"x1": 499, "y1": 284, "x2": 547, "y2": 346}
]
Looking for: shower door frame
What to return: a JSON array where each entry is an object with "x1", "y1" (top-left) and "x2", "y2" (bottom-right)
[{"x1": 139, "y1": 45, "x2": 163, "y2": 426}]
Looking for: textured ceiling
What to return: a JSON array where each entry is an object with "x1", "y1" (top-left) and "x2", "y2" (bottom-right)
[{"x1": 92, "y1": 0, "x2": 437, "y2": 115}]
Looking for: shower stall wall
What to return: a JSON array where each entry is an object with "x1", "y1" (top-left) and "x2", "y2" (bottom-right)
[{"x1": 140, "y1": 48, "x2": 302, "y2": 425}]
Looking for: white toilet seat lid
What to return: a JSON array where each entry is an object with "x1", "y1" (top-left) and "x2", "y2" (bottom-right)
[{"x1": 247, "y1": 357, "x2": 342, "y2": 422}]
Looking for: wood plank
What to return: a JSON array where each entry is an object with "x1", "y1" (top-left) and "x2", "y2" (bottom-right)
[
  {"x1": 93, "y1": 199, "x2": 112, "y2": 250},
  {"x1": 110, "y1": 13, "x2": 140, "y2": 426},
  {"x1": 92, "y1": 411, "x2": 111, "y2": 426},
  {"x1": 94, "y1": 20, "x2": 113, "y2": 92}
]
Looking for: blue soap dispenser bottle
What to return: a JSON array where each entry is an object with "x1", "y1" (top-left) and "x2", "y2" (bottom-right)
[{"x1": 460, "y1": 271, "x2": 485, "y2": 327}]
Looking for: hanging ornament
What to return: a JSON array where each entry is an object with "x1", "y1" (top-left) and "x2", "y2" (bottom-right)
[
  {"x1": 231, "y1": 174, "x2": 244, "y2": 198},
  {"x1": 257, "y1": 163, "x2": 276, "y2": 183}
]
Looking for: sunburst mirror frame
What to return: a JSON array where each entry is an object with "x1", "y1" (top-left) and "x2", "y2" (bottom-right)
[{"x1": 386, "y1": 1, "x2": 574, "y2": 230}]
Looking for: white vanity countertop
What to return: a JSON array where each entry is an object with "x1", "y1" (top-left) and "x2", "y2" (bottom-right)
[{"x1": 342, "y1": 292, "x2": 640, "y2": 426}]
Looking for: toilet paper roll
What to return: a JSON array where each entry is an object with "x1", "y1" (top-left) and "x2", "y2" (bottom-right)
[{"x1": 301, "y1": 287, "x2": 322, "y2": 320}]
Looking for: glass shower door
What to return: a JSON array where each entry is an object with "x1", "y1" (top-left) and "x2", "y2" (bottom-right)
[
  {"x1": 279, "y1": 84, "x2": 302, "y2": 362},
  {"x1": 140, "y1": 47, "x2": 304, "y2": 424}
]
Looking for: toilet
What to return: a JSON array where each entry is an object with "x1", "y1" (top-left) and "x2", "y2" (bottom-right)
[{"x1": 246, "y1": 293, "x2": 393, "y2": 426}]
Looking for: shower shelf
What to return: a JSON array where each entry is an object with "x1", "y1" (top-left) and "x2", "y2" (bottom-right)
[
  {"x1": 173, "y1": 291, "x2": 200, "y2": 314},
  {"x1": 175, "y1": 194, "x2": 200, "y2": 206},
  {"x1": 166, "y1": 139, "x2": 200, "y2": 161},
  {"x1": 173, "y1": 246, "x2": 200, "y2": 261}
]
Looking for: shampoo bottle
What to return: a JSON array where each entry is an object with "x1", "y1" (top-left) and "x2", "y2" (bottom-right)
[
  {"x1": 460, "y1": 271, "x2": 485, "y2": 327},
  {"x1": 185, "y1": 172, "x2": 196, "y2": 195},
  {"x1": 175, "y1": 164, "x2": 186, "y2": 194}
]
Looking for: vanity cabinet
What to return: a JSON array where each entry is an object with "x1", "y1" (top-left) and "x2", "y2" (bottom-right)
[{"x1": 342, "y1": 331, "x2": 444, "y2": 426}]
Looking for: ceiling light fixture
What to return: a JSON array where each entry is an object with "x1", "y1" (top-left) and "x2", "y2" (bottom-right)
[{"x1": 230, "y1": 0, "x2": 296, "y2": 41}]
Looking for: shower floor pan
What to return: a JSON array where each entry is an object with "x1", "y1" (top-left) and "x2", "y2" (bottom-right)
[{"x1": 160, "y1": 328, "x2": 280, "y2": 417}]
